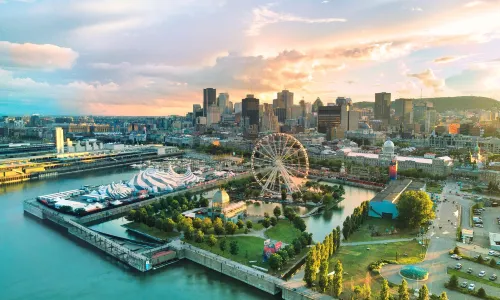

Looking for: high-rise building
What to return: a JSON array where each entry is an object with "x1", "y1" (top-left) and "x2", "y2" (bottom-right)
[
  {"x1": 217, "y1": 93, "x2": 230, "y2": 114},
  {"x1": 227, "y1": 101, "x2": 234, "y2": 113},
  {"x1": 274, "y1": 108, "x2": 286, "y2": 123},
  {"x1": 340, "y1": 105, "x2": 360, "y2": 131},
  {"x1": 394, "y1": 98, "x2": 413, "y2": 124},
  {"x1": 207, "y1": 105, "x2": 221, "y2": 125},
  {"x1": 413, "y1": 102, "x2": 432, "y2": 124},
  {"x1": 55, "y1": 127, "x2": 64, "y2": 154},
  {"x1": 242, "y1": 95, "x2": 259, "y2": 139},
  {"x1": 277, "y1": 90, "x2": 294, "y2": 119},
  {"x1": 203, "y1": 88, "x2": 216, "y2": 117},
  {"x1": 317, "y1": 106, "x2": 341, "y2": 134},
  {"x1": 312, "y1": 97, "x2": 324, "y2": 113},
  {"x1": 29, "y1": 114, "x2": 41, "y2": 127},
  {"x1": 193, "y1": 104, "x2": 203, "y2": 125},
  {"x1": 336, "y1": 97, "x2": 352, "y2": 106},
  {"x1": 374, "y1": 92, "x2": 391, "y2": 123},
  {"x1": 425, "y1": 109, "x2": 437, "y2": 133},
  {"x1": 234, "y1": 102, "x2": 242, "y2": 114}
]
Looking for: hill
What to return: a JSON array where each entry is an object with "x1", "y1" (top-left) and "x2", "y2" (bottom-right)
[{"x1": 352, "y1": 96, "x2": 499, "y2": 112}]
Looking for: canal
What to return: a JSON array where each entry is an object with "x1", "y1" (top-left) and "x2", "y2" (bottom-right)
[{"x1": 0, "y1": 168, "x2": 377, "y2": 300}]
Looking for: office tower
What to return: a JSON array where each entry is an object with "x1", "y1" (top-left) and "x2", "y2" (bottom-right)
[
  {"x1": 273, "y1": 98, "x2": 284, "y2": 109},
  {"x1": 29, "y1": 114, "x2": 41, "y2": 127},
  {"x1": 291, "y1": 105, "x2": 302, "y2": 120},
  {"x1": 227, "y1": 101, "x2": 234, "y2": 113},
  {"x1": 55, "y1": 127, "x2": 64, "y2": 154},
  {"x1": 242, "y1": 94, "x2": 259, "y2": 139},
  {"x1": 274, "y1": 108, "x2": 286, "y2": 123},
  {"x1": 234, "y1": 102, "x2": 242, "y2": 114},
  {"x1": 335, "y1": 97, "x2": 353, "y2": 106},
  {"x1": 394, "y1": 98, "x2": 413, "y2": 124},
  {"x1": 317, "y1": 106, "x2": 341, "y2": 134},
  {"x1": 203, "y1": 88, "x2": 216, "y2": 117},
  {"x1": 207, "y1": 105, "x2": 221, "y2": 125},
  {"x1": 261, "y1": 104, "x2": 279, "y2": 133},
  {"x1": 193, "y1": 104, "x2": 203, "y2": 125},
  {"x1": 340, "y1": 105, "x2": 360, "y2": 131},
  {"x1": 374, "y1": 92, "x2": 391, "y2": 123},
  {"x1": 217, "y1": 93, "x2": 229, "y2": 114},
  {"x1": 277, "y1": 90, "x2": 294, "y2": 119},
  {"x1": 425, "y1": 109, "x2": 437, "y2": 133},
  {"x1": 413, "y1": 102, "x2": 432, "y2": 124},
  {"x1": 312, "y1": 97, "x2": 324, "y2": 113}
]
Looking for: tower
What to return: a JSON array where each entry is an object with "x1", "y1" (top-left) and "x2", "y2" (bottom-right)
[{"x1": 55, "y1": 127, "x2": 64, "y2": 154}]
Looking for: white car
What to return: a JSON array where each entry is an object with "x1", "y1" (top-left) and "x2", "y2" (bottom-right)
[
  {"x1": 468, "y1": 283, "x2": 475, "y2": 291},
  {"x1": 479, "y1": 271, "x2": 486, "y2": 277},
  {"x1": 460, "y1": 281, "x2": 468, "y2": 288},
  {"x1": 489, "y1": 250, "x2": 498, "y2": 256}
]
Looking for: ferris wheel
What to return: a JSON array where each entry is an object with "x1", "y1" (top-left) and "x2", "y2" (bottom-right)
[{"x1": 251, "y1": 133, "x2": 309, "y2": 197}]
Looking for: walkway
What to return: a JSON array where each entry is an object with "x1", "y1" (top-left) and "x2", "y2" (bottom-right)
[{"x1": 342, "y1": 238, "x2": 414, "y2": 246}]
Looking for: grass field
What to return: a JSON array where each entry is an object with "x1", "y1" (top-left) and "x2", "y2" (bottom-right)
[
  {"x1": 426, "y1": 181, "x2": 443, "y2": 194},
  {"x1": 447, "y1": 268, "x2": 500, "y2": 288},
  {"x1": 346, "y1": 218, "x2": 418, "y2": 243},
  {"x1": 329, "y1": 240, "x2": 425, "y2": 298},
  {"x1": 265, "y1": 220, "x2": 302, "y2": 243},
  {"x1": 123, "y1": 222, "x2": 181, "y2": 240}
]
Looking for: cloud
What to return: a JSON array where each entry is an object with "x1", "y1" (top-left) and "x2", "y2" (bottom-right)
[
  {"x1": 411, "y1": 7, "x2": 423, "y2": 12},
  {"x1": 407, "y1": 69, "x2": 445, "y2": 92},
  {"x1": 0, "y1": 41, "x2": 78, "y2": 69},
  {"x1": 247, "y1": 5, "x2": 346, "y2": 36},
  {"x1": 464, "y1": 1, "x2": 484, "y2": 8},
  {"x1": 446, "y1": 60, "x2": 500, "y2": 96},
  {"x1": 433, "y1": 55, "x2": 467, "y2": 64}
]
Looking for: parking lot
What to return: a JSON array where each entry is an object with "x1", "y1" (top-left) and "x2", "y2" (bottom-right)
[
  {"x1": 448, "y1": 254, "x2": 500, "y2": 296},
  {"x1": 472, "y1": 207, "x2": 500, "y2": 248}
]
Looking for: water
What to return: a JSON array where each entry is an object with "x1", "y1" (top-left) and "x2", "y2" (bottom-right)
[{"x1": 0, "y1": 167, "x2": 273, "y2": 300}]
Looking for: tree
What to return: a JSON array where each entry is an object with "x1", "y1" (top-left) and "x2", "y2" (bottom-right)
[
  {"x1": 477, "y1": 287, "x2": 486, "y2": 298},
  {"x1": 269, "y1": 253, "x2": 283, "y2": 271},
  {"x1": 219, "y1": 238, "x2": 227, "y2": 253},
  {"x1": 490, "y1": 258, "x2": 497, "y2": 267},
  {"x1": 318, "y1": 261, "x2": 329, "y2": 292},
  {"x1": 195, "y1": 230, "x2": 205, "y2": 243},
  {"x1": 439, "y1": 292, "x2": 448, "y2": 300},
  {"x1": 193, "y1": 217, "x2": 203, "y2": 229},
  {"x1": 396, "y1": 191, "x2": 435, "y2": 228},
  {"x1": 293, "y1": 239, "x2": 302, "y2": 254},
  {"x1": 303, "y1": 253, "x2": 315, "y2": 287},
  {"x1": 214, "y1": 217, "x2": 225, "y2": 235},
  {"x1": 163, "y1": 218, "x2": 175, "y2": 232},
  {"x1": 342, "y1": 216, "x2": 351, "y2": 240},
  {"x1": 273, "y1": 206, "x2": 281, "y2": 218},
  {"x1": 184, "y1": 225, "x2": 195, "y2": 240},
  {"x1": 398, "y1": 279, "x2": 410, "y2": 300},
  {"x1": 229, "y1": 240, "x2": 239, "y2": 256},
  {"x1": 380, "y1": 279, "x2": 390, "y2": 300},
  {"x1": 206, "y1": 234, "x2": 217, "y2": 248},
  {"x1": 284, "y1": 207, "x2": 296, "y2": 222},
  {"x1": 246, "y1": 220, "x2": 253, "y2": 229},
  {"x1": 453, "y1": 246, "x2": 461, "y2": 255},
  {"x1": 262, "y1": 218, "x2": 271, "y2": 228},
  {"x1": 281, "y1": 189, "x2": 287, "y2": 201},
  {"x1": 417, "y1": 284, "x2": 429, "y2": 300},
  {"x1": 477, "y1": 254, "x2": 484, "y2": 263},
  {"x1": 353, "y1": 284, "x2": 371, "y2": 300},
  {"x1": 225, "y1": 221, "x2": 238, "y2": 235},
  {"x1": 284, "y1": 245, "x2": 295, "y2": 258},
  {"x1": 332, "y1": 260, "x2": 343, "y2": 297},
  {"x1": 293, "y1": 217, "x2": 306, "y2": 232},
  {"x1": 277, "y1": 250, "x2": 289, "y2": 265},
  {"x1": 336, "y1": 226, "x2": 341, "y2": 249},
  {"x1": 456, "y1": 226, "x2": 462, "y2": 241},
  {"x1": 236, "y1": 219, "x2": 245, "y2": 229},
  {"x1": 127, "y1": 210, "x2": 137, "y2": 221},
  {"x1": 447, "y1": 274, "x2": 458, "y2": 289},
  {"x1": 270, "y1": 216, "x2": 278, "y2": 226},
  {"x1": 202, "y1": 218, "x2": 213, "y2": 233}
]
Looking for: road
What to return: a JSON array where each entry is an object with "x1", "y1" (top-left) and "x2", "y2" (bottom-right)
[{"x1": 341, "y1": 238, "x2": 414, "y2": 246}]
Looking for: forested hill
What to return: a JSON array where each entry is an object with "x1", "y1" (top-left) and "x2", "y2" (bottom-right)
[{"x1": 352, "y1": 96, "x2": 499, "y2": 112}]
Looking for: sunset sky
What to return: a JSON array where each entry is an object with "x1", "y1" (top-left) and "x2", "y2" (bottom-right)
[{"x1": 1, "y1": 0, "x2": 500, "y2": 116}]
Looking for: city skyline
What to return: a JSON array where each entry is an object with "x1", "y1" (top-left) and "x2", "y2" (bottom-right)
[{"x1": 1, "y1": 0, "x2": 500, "y2": 116}]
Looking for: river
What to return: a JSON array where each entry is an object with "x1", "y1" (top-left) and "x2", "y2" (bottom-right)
[
  {"x1": 0, "y1": 167, "x2": 273, "y2": 300},
  {"x1": 0, "y1": 168, "x2": 377, "y2": 300}
]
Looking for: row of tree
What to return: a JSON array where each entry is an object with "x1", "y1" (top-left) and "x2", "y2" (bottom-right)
[
  {"x1": 379, "y1": 279, "x2": 448, "y2": 300},
  {"x1": 447, "y1": 275, "x2": 488, "y2": 298},
  {"x1": 304, "y1": 227, "x2": 342, "y2": 294},
  {"x1": 282, "y1": 207, "x2": 307, "y2": 231},
  {"x1": 341, "y1": 201, "x2": 370, "y2": 240}
]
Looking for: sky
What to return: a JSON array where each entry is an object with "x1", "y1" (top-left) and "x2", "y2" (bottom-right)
[{"x1": 1, "y1": 0, "x2": 500, "y2": 116}]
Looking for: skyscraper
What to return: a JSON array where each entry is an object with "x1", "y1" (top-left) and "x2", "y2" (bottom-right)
[
  {"x1": 394, "y1": 98, "x2": 413, "y2": 124},
  {"x1": 374, "y1": 92, "x2": 391, "y2": 123},
  {"x1": 193, "y1": 104, "x2": 203, "y2": 125},
  {"x1": 55, "y1": 127, "x2": 64, "y2": 154},
  {"x1": 277, "y1": 90, "x2": 294, "y2": 119},
  {"x1": 203, "y1": 88, "x2": 216, "y2": 117},
  {"x1": 312, "y1": 97, "x2": 324, "y2": 113},
  {"x1": 217, "y1": 93, "x2": 229, "y2": 114},
  {"x1": 317, "y1": 106, "x2": 341, "y2": 134},
  {"x1": 242, "y1": 94, "x2": 259, "y2": 139},
  {"x1": 234, "y1": 102, "x2": 242, "y2": 114}
]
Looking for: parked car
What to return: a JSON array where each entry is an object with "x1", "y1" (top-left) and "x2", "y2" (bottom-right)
[
  {"x1": 451, "y1": 254, "x2": 462, "y2": 260},
  {"x1": 475, "y1": 224, "x2": 484, "y2": 228},
  {"x1": 489, "y1": 250, "x2": 498, "y2": 256},
  {"x1": 489, "y1": 274, "x2": 497, "y2": 281},
  {"x1": 468, "y1": 283, "x2": 476, "y2": 291},
  {"x1": 479, "y1": 271, "x2": 486, "y2": 277},
  {"x1": 467, "y1": 268, "x2": 473, "y2": 274},
  {"x1": 455, "y1": 263, "x2": 462, "y2": 270},
  {"x1": 460, "y1": 281, "x2": 468, "y2": 288},
  {"x1": 474, "y1": 255, "x2": 480, "y2": 259}
]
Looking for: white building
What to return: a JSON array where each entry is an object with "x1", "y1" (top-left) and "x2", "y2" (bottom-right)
[
  {"x1": 207, "y1": 105, "x2": 221, "y2": 125},
  {"x1": 55, "y1": 127, "x2": 64, "y2": 154}
]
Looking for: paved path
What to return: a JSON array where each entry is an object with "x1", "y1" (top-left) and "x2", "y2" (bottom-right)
[
  {"x1": 218, "y1": 228, "x2": 268, "y2": 239},
  {"x1": 342, "y1": 238, "x2": 414, "y2": 246}
]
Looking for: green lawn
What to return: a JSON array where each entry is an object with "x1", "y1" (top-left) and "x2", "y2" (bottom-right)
[
  {"x1": 123, "y1": 222, "x2": 180, "y2": 240},
  {"x1": 447, "y1": 267, "x2": 500, "y2": 288},
  {"x1": 329, "y1": 240, "x2": 425, "y2": 299},
  {"x1": 346, "y1": 218, "x2": 418, "y2": 243},
  {"x1": 426, "y1": 182, "x2": 443, "y2": 194},
  {"x1": 265, "y1": 220, "x2": 302, "y2": 243},
  {"x1": 186, "y1": 235, "x2": 309, "y2": 276}
]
